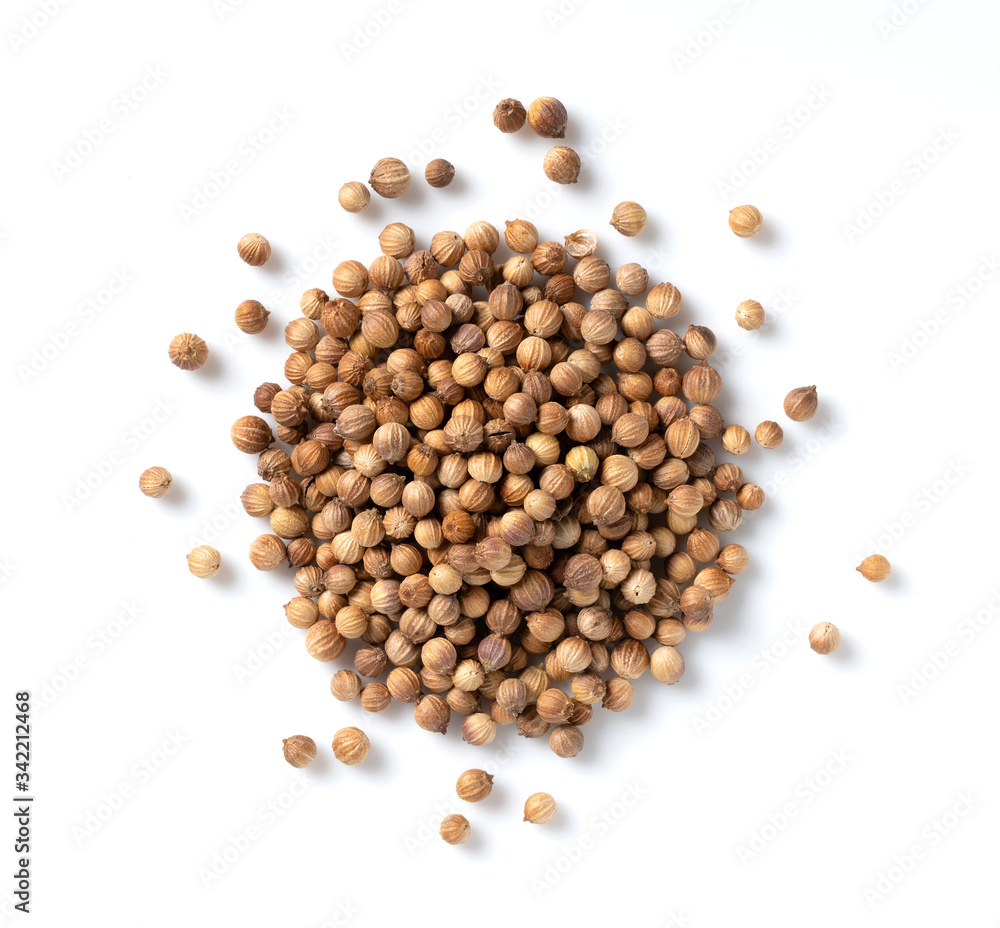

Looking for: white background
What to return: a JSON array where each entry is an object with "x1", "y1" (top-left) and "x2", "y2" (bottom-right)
[{"x1": 2, "y1": 0, "x2": 999, "y2": 924}]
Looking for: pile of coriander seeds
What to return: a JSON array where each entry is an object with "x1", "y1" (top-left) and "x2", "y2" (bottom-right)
[{"x1": 234, "y1": 215, "x2": 757, "y2": 758}]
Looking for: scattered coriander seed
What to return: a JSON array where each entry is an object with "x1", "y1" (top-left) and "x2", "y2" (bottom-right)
[
  {"x1": 235, "y1": 299, "x2": 270, "y2": 334},
  {"x1": 543, "y1": 146, "x2": 581, "y2": 185},
  {"x1": 809, "y1": 622, "x2": 841, "y2": 655},
  {"x1": 369, "y1": 158, "x2": 410, "y2": 198},
  {"x1": 523, "y1": 792, "x2": 556, "y2": 824},
  {"x1": 237, "y1": 232, "x2": 271, "y2": 266},
  {"x1": 754, "y1": 420, "x2": 783, "y2": 449},
  {"x1": 425, "y1": 158, "x2": 455, "y2": 188},
  {"x1": 493, "y1": 98, "x2": 527, "y2": 133},
  {"x1": 564, "y1": 229, "x2": 598, "y2": 258},
  {"x1": 610, "y1": 201, "x2": 647, "y2": 237},
  {"x1": 736, "y1": 299, "x2": 765, "y2": 330},
  {"x1": 728, "y1": 205, "x2": 763, "y2": 238},
  {"x1": 186, "y1": 545, "x2": 220, "y2": 579},
  {"x1": 783, "y1": 385, "x2": 818, "y2": 421},
  {"x1": 439, "y1": 813, "x2": 471, "y2": 845},
  {"x1": 527, "y1": 96, "x2": 567, "y2": 138},
  {"x1": 138, "y1": 466, "x2": 172, "y2": 498},
  {"x1": 282, "y1": 735, "x2": 317, "y2": 768},
  {"x1": 168, "y1": 333, "x2": 209, "y2": 371},
  {"x1": 332, "y1": 726, "x2": 370, "y2": 765},
  {"x1": 857, "y1": 555, "x2": 891, "y2": 582},
  {"x1": 456, "y1": 768, "x2": 494, "y2": 802},
  {"x1": 338, "y1": 181, "x2": 371, "y2": 213}
]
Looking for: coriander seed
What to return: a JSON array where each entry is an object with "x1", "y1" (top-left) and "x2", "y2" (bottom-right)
[
  {"x1": 332, "y1": 726, "x2": 370, "y2": 765},
  {"x1": 809, "y1": 622, "x2": 841, "y2": 655},
  {"x1": 139, "y1": 466, "x2": 172, "y2": 498},
  {"x1": 857, "y1": 554, "x2": 891, "y2": 582},
  {"x1": 237, "y1": 232, "x2": 271, "y2": 266},
  {"x1": 281, "y1": 735, "x2": 317, "y2": 768},
  {"x1": 523, "y1": 792, "x2": 556, "y2": 824},
  {"x1": 439, "y1": 813, "x2": 471, "y2": 845},
  {"x1": 456, "y1": 768, "x2": 494, "y2": 802},
  {"x1": 728, "y1": 204, "x2": 763, "y2": 238}
]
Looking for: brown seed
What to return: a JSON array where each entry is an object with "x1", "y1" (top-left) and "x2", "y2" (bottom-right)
[
  {"x1": 237, "y1": 232, "x2": 271, "y2": 266},
  {"x1": 493, "y1": 98, "x2": 527, "y2": 133},
  {"x1": 456, "y1": 769, "x2": 494, "y2": 802},
  {"x1": 523, "y1": 792, "x2": 557, "y2": 824},
  {"x1": 729, "y1": 204, "x2": 763, "y2": 238},
  {"x1": 425, "y1": 158, "x2": 455, "y2": 188},
  {"x1": 527, "y1": 96, "x2": 567, "y2": 138},
  {"x1": 784, "y1": 385, "x2": 818, "y2": 421},
  {"x1": 809, "y1": 622, "x2": 841, "y2": 655},
  {"x1": 338, "y1": 181, "x2": 370, "y2": 213},
  {"x1": 138, "y1": 466, "x2": 172, "y2": 498},
  {"x1": 168, "y1": 333, "x2": 209, "y2": 371},
  {"x1": 332, "y1": 726, "x2": 370, "y2": 764},
  {"x1": 281, "y1": 735, "x2": 317, "y2": 768},
  {"x1": 440, "y1": 813, "x2": 471, "y2": 845},
  {"x1": 610, "y1": 201, "x2": 647, "y2": 237},
  {"x1": 857, "y1": 554, "x2": 891, "y2": 582},
  {"x1": 755, "y1": 420, "x2": 784, "y2": 449},
  {"x1": 543, "y1": 146, "x2": 581, "y2": 184},
  {"x1": 369, "y1": 157, "x2": 410, "y2": 198},
  {"x1": 235, "y1": 299, "x2": 270, "y2": 334}
]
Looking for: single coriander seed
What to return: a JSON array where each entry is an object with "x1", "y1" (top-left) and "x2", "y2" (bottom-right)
[
  {"x1": 439, "y1": 813, "x2": 471, "y2": 845},
  {"x1": 729, "y1": 204, "x2": 763, "y2": 238},
  {"x1": 456, "y1": 768, "x2": 494, "y2": 802},
  {"x1": 425, "y1": 158, "x2": 455, "y2": 188},
  {"x1": 186, "y1": 545, "x2": 220, "y2": 579},
  {"x1": 493, "y1": 98, "x2": 527, "y2": 133},
  {"x1": 857, "y1": 554, "x2": 891, "y2": 582},
  {"x1": 332, "y1": 726, "x2": 370, "y2": 765},
  {"x1": 523, "y1": 792, "x2": 557, "y2": 824},
  {"x1": 338, "y1": 182, "x2": 371, "y2": 213},
  {"x1": 237, "y1": 232, "x2": 271, "y2": 266},
  {"x1": 138, "y1": 466, "x2": 172, "y2": 498},
  {"x1": 784, "y1": 385, "x2": 818, "y2": 421},
  {"x1": 168, "y1": 333, "x2": 209, "y2": 371},
  {"x1": 809, "y1": 622, "x2": 841, "y2": 655},
  {"x1": 282, "y1": 735, "x2": 317, "y2": 768},
  {"x1": 610, "y1": 201, "x2": 647, "y2": 237}
]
